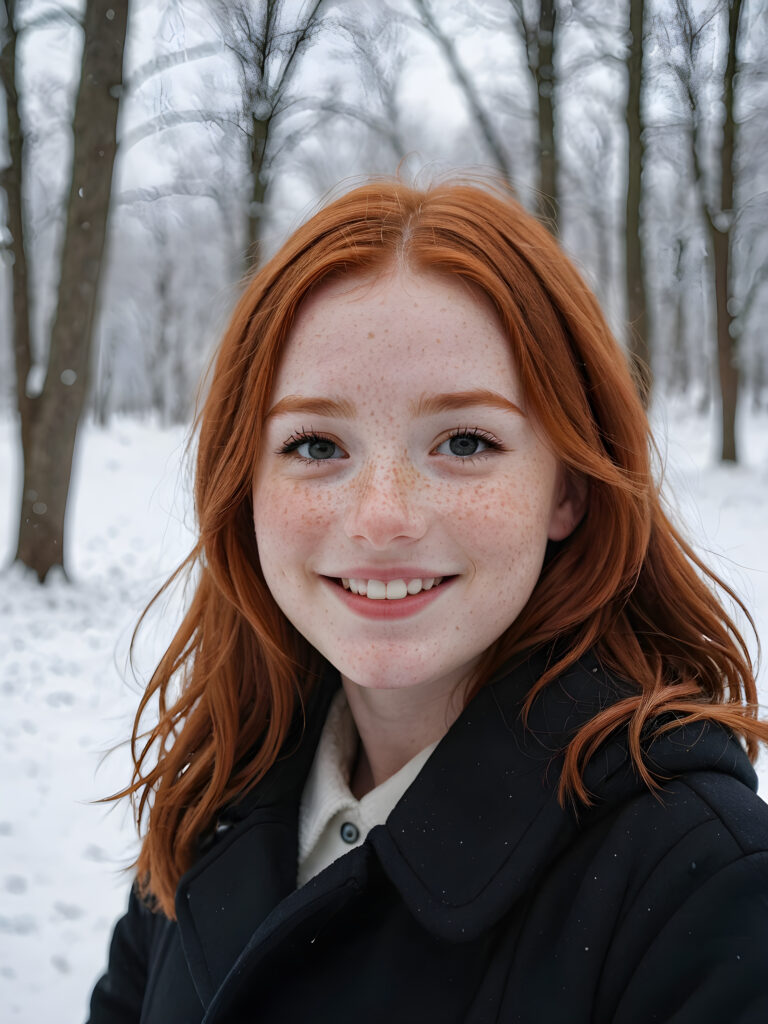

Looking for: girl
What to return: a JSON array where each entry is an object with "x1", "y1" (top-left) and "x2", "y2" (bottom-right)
[{"x1": 88, "y1": 180, "x2": 768, "y2": 1023}]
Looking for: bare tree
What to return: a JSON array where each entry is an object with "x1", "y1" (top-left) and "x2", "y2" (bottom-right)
[
  {"x1": 2, "y1": 0, "x2": 129, "y2": 580},
  {"x1": 309, "y1": 9, "x2": 411, "y2": 173},
  {"x1": 411, "y1": 0, "x2": 570, "y2": 231},
  {"x1": 667, "y1": 235, "x2": 688, "y2": 394},
  {"x1": 711, "y1": 0, "x2": 742, "y2": 461},
  {"x1": 566, "y1": 99, "x2": 616, "y2": 308},
  {"x1": 625, "y1": 0, "x2": 651, "y2": 399},
  {"x1": 409, "y1": 0, "x2": 516, "y2": 183},
  {"x1": 506, "y1": 0, "x2": 559, "y2": 229},
  {"x1": 213, "y1": 0, "x2": 328, "y2": 267},
  {"x1": 664, "y1": 0, "x2": 745, "y2": 461},
  {"x1": 0, "y1": 3, "x2": 31, "y2": 449},
  {"x1": 142, "y1": 211, "x2": 202, "y2": 425}
]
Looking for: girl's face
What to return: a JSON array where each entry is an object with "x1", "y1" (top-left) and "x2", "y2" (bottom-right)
[{"x1": 252, "y1": 270, "x2": 582, "y2": 697}]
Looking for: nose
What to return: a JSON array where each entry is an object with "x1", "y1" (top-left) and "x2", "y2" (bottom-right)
[{"x1": 343, "y1": 456, "x2": 427, "y2": 549}]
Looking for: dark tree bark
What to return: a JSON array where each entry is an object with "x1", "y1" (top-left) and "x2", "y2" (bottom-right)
[
  {"x1": 506, "y1": 0, "x2": 559, "y2": 231},
  {"x1": 670, "y1": 0, "x2": 744, "y2": 460},
  {"x1": 668, "y1": 238, "x2": 688, "y2": 394},
  {"x1": 248, "y1": 113, "x2": 270, "y2": 262},
  {"x1": 710, "y1": 0, "x2": 741, "y2": 462},
  {"x1": 7, "y1": 0, "x2": 129, "y2": 579},
  {"x1": 535, "y1": 0, "x2": 558, "y2": 229},
  {"x1": 625, "y1": 0, "x2": 651, "y2": 400},
  {"x1": 0, "y1": 2, "x2": 32, "y2": 457}
]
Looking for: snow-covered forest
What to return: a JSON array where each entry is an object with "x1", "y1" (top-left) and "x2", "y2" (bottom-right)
[{"x1": 1, "y1": 0, "x2": 767, "y2": 1020}]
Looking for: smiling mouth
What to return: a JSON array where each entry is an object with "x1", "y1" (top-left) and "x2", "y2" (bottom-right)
[{"x1": 330, "y1": 576, "x2": 454, "y2": 601}]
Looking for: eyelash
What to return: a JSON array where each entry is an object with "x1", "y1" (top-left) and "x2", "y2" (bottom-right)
[
  {"x1": 445, "y1": 426, "x2": 504, "y2": 458},
  {"x1": 276, "y1": 426, "x2": 505, "y2": 464},
  {"x1": 277, "y1": 430, "x2": 336, "y2": 463}
]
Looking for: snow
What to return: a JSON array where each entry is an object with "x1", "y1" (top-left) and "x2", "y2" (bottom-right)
[
  {"x1": 1, "y1": 401, "x2": 767, "y2": 1022},
  {"x1": 0, "y1": 417, "x2": 194, "y2": 1022}
]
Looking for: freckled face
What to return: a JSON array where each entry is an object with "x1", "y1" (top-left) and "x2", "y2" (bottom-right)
[{"x1": 252, "y1": 270, "x2": 581, "y2": 695}]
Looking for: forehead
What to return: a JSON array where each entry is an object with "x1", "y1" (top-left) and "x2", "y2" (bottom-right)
[{"x1": 271, "y1": 270, "x2": 520, "y2": 401}]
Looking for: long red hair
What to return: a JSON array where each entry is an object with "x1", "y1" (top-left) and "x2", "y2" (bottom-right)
[{"x1": 115, "y1": 180, "x2": 766, "y2": 917}]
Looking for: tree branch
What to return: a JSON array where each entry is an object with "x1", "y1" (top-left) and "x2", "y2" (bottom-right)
[
  {"x1": 126, "y1": 42, "x2": 224, "y2": 94},
  {"x1": 271, "y1": 0, "x2": 326, "y2": 109},
  {"x1": 411, "y1": 0, "x2": 514, "y2": 182},
  {"x1": 118, "y1": 108, "x2": 237, "y2": 152},
  {"x1": 116, "y1": 182, "x2": 230, "y2": 206}
]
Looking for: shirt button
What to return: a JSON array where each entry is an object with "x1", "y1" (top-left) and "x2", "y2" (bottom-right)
[{"x1": 340, "y1": 821, "x2": 360, "y2": 844}]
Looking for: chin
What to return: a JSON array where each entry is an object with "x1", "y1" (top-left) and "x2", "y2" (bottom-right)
[
  {"x1": 328, "y1": 650, "x2": 424, "y2": 690},
  {"x1": 326, "y1": 641, "x2": 479, "y2": 696}
]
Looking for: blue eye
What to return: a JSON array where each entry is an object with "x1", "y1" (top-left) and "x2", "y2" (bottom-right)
[
  {"x1": 435, "y1": 430, "x2": 500, "y2": 458},
  {"x1": 297, "y1": 438, "x2": 342, "y2": 460},
  {"x1": 279, "y1": 433, "x2": 345, "y2": 461},
  {"x1": 437, "y1": 435, "x2": 486, "y2": 457}
]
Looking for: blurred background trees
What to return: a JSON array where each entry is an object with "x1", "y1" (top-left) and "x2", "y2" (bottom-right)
[
  {"x1": 1, "y1": 0, "x2": 766, "y2": 578},
  {"x1": 2, "y1": 0, "x2": 128, "y2": 578}
]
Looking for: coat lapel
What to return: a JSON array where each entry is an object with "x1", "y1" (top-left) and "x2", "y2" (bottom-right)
[{"x1": 370, "y1": 650, "x2": 582, "y2": 942}]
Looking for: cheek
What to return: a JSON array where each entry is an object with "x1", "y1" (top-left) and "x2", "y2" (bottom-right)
[
  {"x1": 444, "y1": 467, "x2": 555, "y2": 562},
  {"x1": 252, "y1": 480, "x2": 337, "y2": 565}
]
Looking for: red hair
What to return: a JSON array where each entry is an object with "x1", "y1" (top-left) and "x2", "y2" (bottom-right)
[{"x1": 114, "y1": 180, "x2": 766, "y2": 917}]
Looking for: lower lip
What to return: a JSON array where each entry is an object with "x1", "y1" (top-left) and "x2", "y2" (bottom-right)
[{"x1": 320, "y1": 576, "x2": 457, "y2": 620}]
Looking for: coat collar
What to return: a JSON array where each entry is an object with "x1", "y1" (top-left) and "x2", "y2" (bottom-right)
[{"x1": 369, "y1": 650, "x2": 756, "y2": 941}]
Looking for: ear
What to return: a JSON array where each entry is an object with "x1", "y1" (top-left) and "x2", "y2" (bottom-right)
[{"x1": 547, "y1": 468, "x2": 588, "y2": 542}]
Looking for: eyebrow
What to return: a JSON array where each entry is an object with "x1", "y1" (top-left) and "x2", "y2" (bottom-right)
[
  {"x1": 411, "y1": 389, "x2": 525, "y2": 418},
  {"x1": 265, "y1": 395, "x2": 357, "y2": 420},
  {"x1": 264, "y1": 388, "x2": 524, "y2": 421}
]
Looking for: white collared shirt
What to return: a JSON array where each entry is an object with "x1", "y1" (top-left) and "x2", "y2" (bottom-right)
[{"x1": 297, "y1": 689, "x2": 438, "y2": 887}]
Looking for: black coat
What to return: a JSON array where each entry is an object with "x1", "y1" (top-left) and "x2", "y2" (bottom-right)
[{"x1": 87, "y1": 652, "x2": 768, "y2": 1023}]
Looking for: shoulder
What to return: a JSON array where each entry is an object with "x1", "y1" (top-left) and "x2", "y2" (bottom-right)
[
  {"x1": 600, "y1": 769, "x2": 768, "y2": 904},
  {"x1": 646, "y1": 770, "x2": 768, "y2": 917},
  {"x1": 591, "y1": 774, "x2": 768, "y2": 1022},
  {"x1": 681, "y1": 769, "x2": 768, "y2": 856}
]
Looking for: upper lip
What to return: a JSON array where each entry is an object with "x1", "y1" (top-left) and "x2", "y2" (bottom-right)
[{"x1": 322, "y1": 568, "x2": 456, "y2": 582}]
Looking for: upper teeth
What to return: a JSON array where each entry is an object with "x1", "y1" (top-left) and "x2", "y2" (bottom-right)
[{"x1": 342, "y1": 577, "x2": 443, "y2": 599}]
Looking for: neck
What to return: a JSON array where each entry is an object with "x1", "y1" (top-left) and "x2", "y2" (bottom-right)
[{"x1": 342, "y1": 671, "x2": 471, "y2": 799}]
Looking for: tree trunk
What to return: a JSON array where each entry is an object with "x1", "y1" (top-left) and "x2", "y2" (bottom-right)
[
  {"x1": 669, "y1": 240, "x2": 687, "y2": 394},
  {"x1": 712, "y1": 225, "x2": 737, "y2": 460},
  {"x1": 14, "y1": 0, "x2": 129, "y2": 579},
  {"x1": 0, "y1": 6, "x2": 33, "y2": 456},
  {"x1": 535, "y1": 0, "x2": 558, "y2": 232},
  {"x1": 625, "y1": 0, "x2": 651, "y2": 402},
  {"x1": 247, "y1": 115, "x2": 269, "y2": 268},
  {"x1": 752, "y1": 340, "x2": 766, "y2": 411},
  {"x1": 710, "y1": 0, "x2": 741, "y2": 463}
]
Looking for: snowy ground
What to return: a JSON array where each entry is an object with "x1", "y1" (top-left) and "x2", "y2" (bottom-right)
[{"x1": 0, "y1": 401, "x2": 767, "y2": 1023}]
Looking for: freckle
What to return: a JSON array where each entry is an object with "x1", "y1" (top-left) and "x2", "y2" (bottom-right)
[{"x1": 368, "y1": 331, "x2": 375, "y2": 338}]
